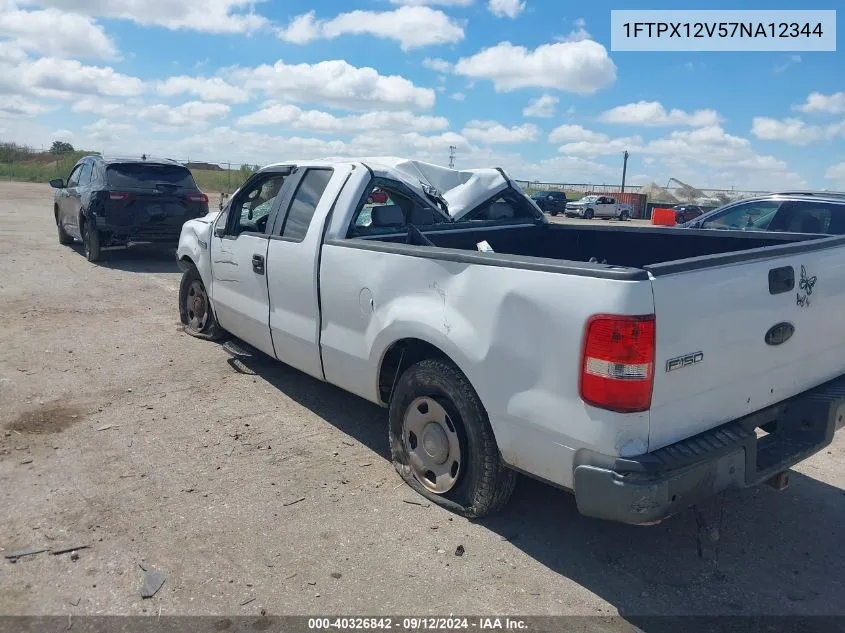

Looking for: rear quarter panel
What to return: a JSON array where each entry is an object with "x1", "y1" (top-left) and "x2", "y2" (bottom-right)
[{"x1": 318, "y1": 244, "x2": 656, "y2": 488}]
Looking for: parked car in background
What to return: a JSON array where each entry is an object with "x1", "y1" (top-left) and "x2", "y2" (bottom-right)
[
  {"x1": 51, "y1": 155, "x2": 209, "y2": 262},
  {"x1": 679, "y1": 192, "x2": 845, "y2": 235},
  {"x1": 530, "y1": 190, "x2": 568, "y2": 215},
  {"x1": 566, "y1": 195, "x2": 628, "y2": 220},
  {"x1": 672, "y1": 204, "x2": 704, "y2": 223}
]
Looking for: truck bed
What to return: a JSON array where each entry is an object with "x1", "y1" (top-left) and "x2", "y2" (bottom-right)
[{"x1": 359, "y1": 221, "x2": 831, "y2": 271}]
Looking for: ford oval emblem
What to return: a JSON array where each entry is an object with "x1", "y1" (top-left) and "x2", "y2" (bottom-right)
[{"x1": 765, "y1": 322, "x2": 794, "y2": 346}]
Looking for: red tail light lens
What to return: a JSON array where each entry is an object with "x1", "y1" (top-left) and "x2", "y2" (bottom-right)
[
  {"x1": 109, "y1": 192, "x2": 131, "y2": 201},
  {"x1": 580, "y1": 314, "x2": 655, "y2": 413},
  {"x1": 185, "y1": 193, "x2": 209, "y2": 204}
]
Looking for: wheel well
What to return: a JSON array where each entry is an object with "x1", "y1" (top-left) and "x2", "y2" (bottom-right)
[
  {"x1": 378, "y1": 338, "x2": 450, "y2": 404},
  {"x1": 178, "y1": 255, "x2": 195, "y2": 272}
]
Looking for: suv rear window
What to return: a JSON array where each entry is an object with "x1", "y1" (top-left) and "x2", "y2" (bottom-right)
[{"x1": 106, "y1": 164, "x2": 196, "y2": 189}]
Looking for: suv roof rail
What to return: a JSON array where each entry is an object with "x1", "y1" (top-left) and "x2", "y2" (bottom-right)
[{"x1": 770, "y1": 190, "x2": 845, "y2": 198}]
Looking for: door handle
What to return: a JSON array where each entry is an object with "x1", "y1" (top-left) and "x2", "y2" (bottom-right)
[
  {"x1": 768, "y1": 266, "x2": 794, "y2": 295},
  {"x1": 252, "y1": 254, "x2": 265, "y2": 275}
]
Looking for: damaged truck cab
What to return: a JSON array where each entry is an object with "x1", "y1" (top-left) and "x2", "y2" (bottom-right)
[{"x1": 177, "y1": 157, "x2": 845, "y2": 524}]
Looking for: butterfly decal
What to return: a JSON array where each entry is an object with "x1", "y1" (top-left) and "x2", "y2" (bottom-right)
[
  {"x1": 799, "y1": 265, "x2": 817, "y2": 296},
  {"x1": 796, "y1": 265, "x2": 817, "y2": 308}
]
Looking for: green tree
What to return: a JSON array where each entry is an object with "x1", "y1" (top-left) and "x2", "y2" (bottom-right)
[{"x1": 50, "y1": 141, "x2": 75, "y2": 154}]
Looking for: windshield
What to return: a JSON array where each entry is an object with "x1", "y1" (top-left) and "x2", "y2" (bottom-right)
[
  {"x1": 579, "y1": 196, "x2": 599, "y2": 203},
  {"x1": 531, "y1": 191, "x2": 548, "y2": 199},
  {"x1": 106, "y1": 164, "x2": 196, "y2": 189}
]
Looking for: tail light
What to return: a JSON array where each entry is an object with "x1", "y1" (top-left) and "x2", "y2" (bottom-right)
[
  {"x1": 580, "y1": 314, "x2": 655, "y2": 413},
  {"x1": 109, "y1": 192, "x2": 131, "y2": 201},
  {"x1": 185, "y1": 193, "x2": 209, "y2": 204}
]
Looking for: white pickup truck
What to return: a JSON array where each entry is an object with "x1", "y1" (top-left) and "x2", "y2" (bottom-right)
[
  {"x1": 177, "y1": 157, "x2": 845, "y2": 524},
  {"x1": 566, "y1": 195, "x2": 628, "y2": 220}
]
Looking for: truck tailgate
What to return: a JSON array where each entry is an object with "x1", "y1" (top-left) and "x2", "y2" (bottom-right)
[{"x1": 646, "y1": 239, "x2": 845, "y2": 450}]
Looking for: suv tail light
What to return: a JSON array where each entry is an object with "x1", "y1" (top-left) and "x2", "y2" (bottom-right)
[
  {"x1": 185, "y1": 193, "x2": 209, "y2": 204},
  {"x1": 580, "y1": 314, "x2": 655, "y2": 413},
  {"x1": 109, "y1": 192, "x2": 131, "y2": 201}
]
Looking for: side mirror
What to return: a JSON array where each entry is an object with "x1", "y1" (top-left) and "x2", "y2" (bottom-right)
[
  {"x1": 214, "y1": 224, "x2": 226, "y2": 238},
  {"x1": 49, "y1": 178, "x2": 64, "y2": 189}
]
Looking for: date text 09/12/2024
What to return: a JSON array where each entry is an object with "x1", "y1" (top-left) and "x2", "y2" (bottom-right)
[{"x1": 307, "y1": 618, "x2": 528, "y2": 630}]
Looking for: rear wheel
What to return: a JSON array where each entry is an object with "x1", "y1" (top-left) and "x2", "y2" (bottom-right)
[
  {"x1": 550, "y1": 209, "x2": 558, "y2": 217},
  {"x1": 584, "y1": 208, "x2": 594, "y2": 220},
  {"x1": 81, "y1": 219, "x2": 101, "y2": 262},
  {"x1": 619, "y1": 209, "x2": 629, "y2": 221},
  {"x1": 179, "y1": 263, "x2": 227, "y2": 341},
  {"x1": 56, "y1": 211, "x2": 73, "y2": 246},
  {"x1": 389, "y1": 358, "x2": 517, "y2": 518}
]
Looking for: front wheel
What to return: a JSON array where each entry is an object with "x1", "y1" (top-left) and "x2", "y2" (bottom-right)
[
  {"x1": 389, "y1": 358, "x2": 517, "y2": 518},
  {"x1": 179, "y1": 263, "x2": 227, "y2": 341},
  {"x1": 584, "y1": 209, "x2": 594, "y2": 220},
  {"x1": 57, "y1": 219, "x2": 73, "y2": 245},
  {"x1": 619, "y1": 209, "x2": 629, "y2": 221},
  {"x1": 550, "y1": 209, "x2": 558, "y2": 216}
]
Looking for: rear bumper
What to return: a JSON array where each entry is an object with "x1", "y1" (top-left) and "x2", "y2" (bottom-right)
[
  {"x1": 94, "y1": 221, "x2": 184, "y2": 246},
  {"x1": 574, "y1": 373, "x2": 845, "y2": 525}
]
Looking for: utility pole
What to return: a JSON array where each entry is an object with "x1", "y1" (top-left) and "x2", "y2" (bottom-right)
[
  {"x1": 620, "y1": 150, "x2": 629, "y2": 193},
  {"x1": 448, "y1": 145, "x2": 456, "y2": 169}
]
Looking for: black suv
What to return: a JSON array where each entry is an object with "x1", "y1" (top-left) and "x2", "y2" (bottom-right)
[
  {"x1": 51, "y1": 155, "x2": 209, "y2": 261},
  {"x1": 530, "y1": 190, "x2": 568, "y2": 216},
  {"x1": 679, "y1": 191, "x2": 845, "y2": 235}
]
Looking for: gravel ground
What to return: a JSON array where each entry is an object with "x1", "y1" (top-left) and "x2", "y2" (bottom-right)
[{"x1": 1, "y1": 181, "x2": 844, "y2": 623}]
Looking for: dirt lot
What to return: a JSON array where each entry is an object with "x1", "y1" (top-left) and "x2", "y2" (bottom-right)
[{"x1": 1, "y1": 181, "x2": 845, "y2": 622}]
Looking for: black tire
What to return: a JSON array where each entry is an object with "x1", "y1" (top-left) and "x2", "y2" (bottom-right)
[
  {"x1": 619, "y1": 209, "x2": 629, "y2": 221},
  {"x1": 550, "y1": 209, "x2": 558, "y2": 217},
  {"x1": 584, "y1": 209, "x2": 594, "y2": 219},
  {"x1": 389, "y1": 358, "x2": 517, "y2": 518},
  {"x1": 81, "y1": 219, "x2": 101, "y2": 262},
  {"x1": 179, "y1": 263, "x2": 227, "y2": 341},
  {"x1": 56, "y1": 212, "x2": 73, "y2": 246}
]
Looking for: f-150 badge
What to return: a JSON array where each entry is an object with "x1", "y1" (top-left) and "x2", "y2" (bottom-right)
[
  {"x1": 796, "y1": 265, "x2": 817, "y2": 308},
  {"x1": 666, "y1": 352, "x2": 703, "y2": 373}
]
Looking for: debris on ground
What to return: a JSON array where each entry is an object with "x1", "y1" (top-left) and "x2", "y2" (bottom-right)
[
  {"x1": 282, "y1": 497, "x2": 305, "y2": 507},
  {"x1": 69, "y1": 598, "x2": 81, "y2": 607},
  {"x1": 455, "y1": 545, "x2": 465, "y2": 557},
  {"x1": 20, "y1": 457, "x2": 33, "y2": 465},
  {"x1": 141, "y1": 568, "x2": 166, "y2": 598},
  {"x1": 52, "y1": 545, "x2": 89, "y2": 556},
  {"x1": 402, "y1": 499, "x2": 430, "y2": 508},
  {"x1": 5, "y1": 546, "x2": 47, "y2": 562},
  {"x1": 96, "y1": 425, "x2": 116, "y2": 431},
  {"x1": 240, "y1": 597, "x2": 256, "y2": 606}
]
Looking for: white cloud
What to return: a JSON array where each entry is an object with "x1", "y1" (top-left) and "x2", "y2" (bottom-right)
[
  {"x1": 71, "y1": 97, "x2": 132, "y2": 118},
  {"x1": 454, "y1": 40, "x2": 616, "y2": 94},
  {"x1": 557, "y1": 17, "x2": 590, "y2": 42},
  {"x1": 450, "y1": 92, "x2": 466, "y2": 101},
  {"x1": 229, "y1": 59, "x2": 435, "y2": 111},
  {"x1": 24, "y1": 0, "x2": 268, "y2": 34},
  {"x1": 522, "y1": 94, "x2": 558, "y2": 118},
  {"x1": 774, "y1": 54, "x2": 801, "y2": 73},
  {"x1": 599, "y1": 101, "x2": 722, "y2": 127},
  {"x1": 559, "y1": 136, "x2": 640, "y2": 156},
  {"x1": 796, "y1": 91, "x2": 845, "y2": 115},
  {"x1": 462, "y1": 120, "x2": 539, "y2": 143},
  {"x1": 157, "y1": 76, "x2": 248, "y2": 104},
  {"x1": 750, "y1": 117, "x2": 826, "y2": 145},
  {"x1": 422, "y1": 57, "x2": 454, "y2": 73},
  {"x1": 277, "y1": 7, "x2": 464, "y2": 51},
  {"x1": 487, "y1": 0, "x2": 524, "y2": 19},
  {"x1": 237, "y1": 104, "x2": 448, "y2": 133},
  {"x1": 84, "y1": 118, "x2": 138, "y2": 143},
  {"x1": 0, "y1": 6, "x2": 117, "y2": 59},
  {"x1": 0, "y1": 94, "x2": 52, "y2": 116},
  {"x1": 0, "y1": 57, "x2": 144, "y2": 100},
  {"x1": 825, "y1": 162, "x2": 845, "y2": 186},
  {"x1": 389, "y1": 0, "x2": 473, "y2": 5},
  {"x1": 548, "y1": 124, "x2": 607, "y2": 144},
  {"x1": 138, "y1": 101, "x2": 230, "y2": 127}
]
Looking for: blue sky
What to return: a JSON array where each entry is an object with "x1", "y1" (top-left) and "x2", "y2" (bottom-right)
[{"x1": 0, "y1": 0, "x2": 843, "y2": 191}]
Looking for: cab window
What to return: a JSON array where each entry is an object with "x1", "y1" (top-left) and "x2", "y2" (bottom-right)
[
  {"x1": 458, "y1": 189, "x2": 542, "y2": 223},
  {"x1": 350, "y1": 180, "x2": 448, "y2": 236},
  {"x1": 229, "y1": 173, "x2": 287, "y2": 236},
  {"x1": 701, "y1": 200, "x2": 781, "y2": 230}
]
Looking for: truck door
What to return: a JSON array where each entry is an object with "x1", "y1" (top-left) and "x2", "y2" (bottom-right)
[
  {"x1": 208, "y1": 168, "x2": 292, "y2": 357},
  {"x1": 265, "y1": 165, "x2": 351, "y2": 379}
]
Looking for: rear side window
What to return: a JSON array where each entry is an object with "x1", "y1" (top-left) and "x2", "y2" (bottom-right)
[
  {"x1": 280, "y1": 169, "x2": 333, "y2": 241},
  {"x1": 106, "y1": 164, "x2": 196, "y2": 189},
  {"x1": 770, "y1": 201, "x2": 838, "y2": 234},
  {"x1": 78, "y1": 162, "x2": 93, "y2": 185}
]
